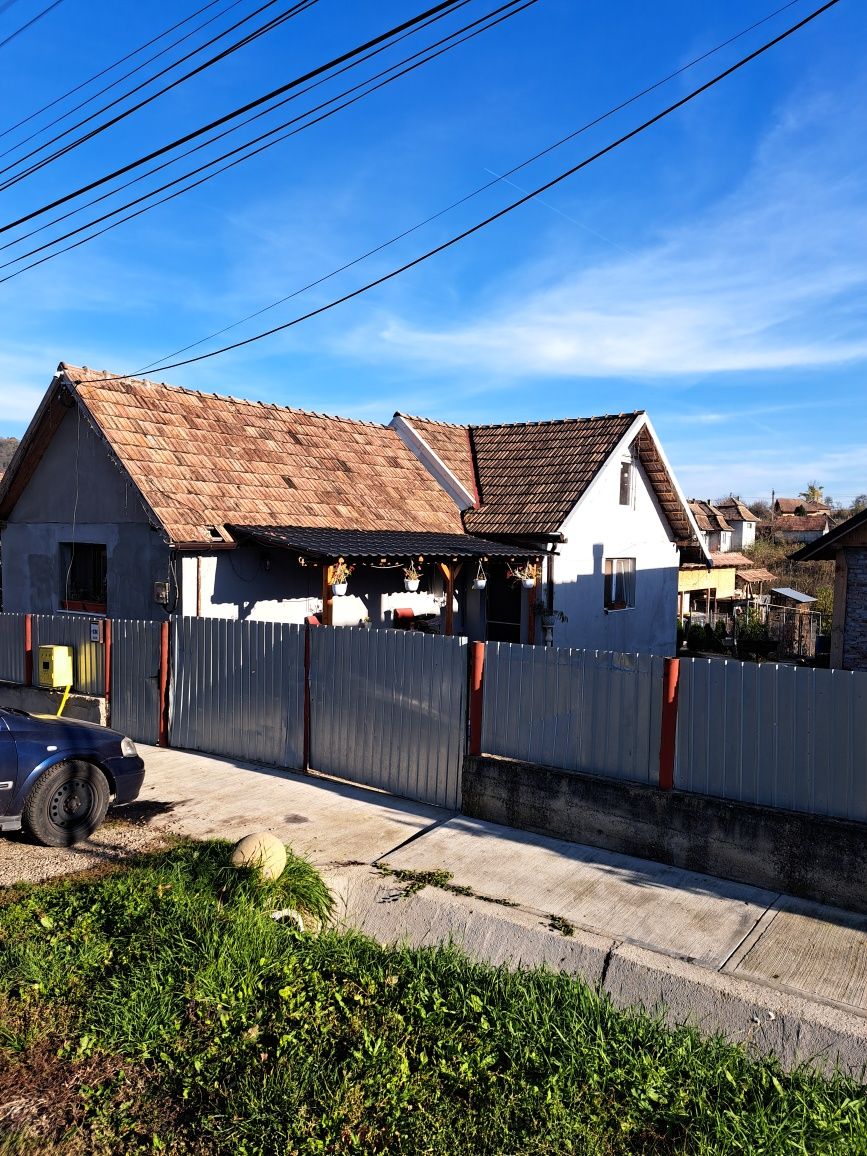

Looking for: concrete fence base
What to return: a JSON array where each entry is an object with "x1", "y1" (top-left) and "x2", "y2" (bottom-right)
[
  {"x1": 462, "y1": 754, "x2": 867, "y2": 916},
  {"x1": 0, "y1": 681, "x2": 107, "y2": 725}
]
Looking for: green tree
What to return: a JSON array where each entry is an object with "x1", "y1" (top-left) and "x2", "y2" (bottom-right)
[{"x1": 799, "y1": 482, "x2": 824, "y2": 503}]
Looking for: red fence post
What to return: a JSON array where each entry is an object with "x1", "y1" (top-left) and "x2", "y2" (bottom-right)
[
  {"x1": 659, "y1": 656, "x2": 680, "y2": 790},
  {"x1": 103, "y1": 619, "x2": 112, "y2": 726},
  {"x1": 303, "y1": 624, "x2": 311, "y2": 770},
  {"x1": 23, "y1": 613, "x2": 33, "y2": 685},
  {"x1": 468, "y1": 641, "x2": 485, "y2": 757},
  {"x1": 158, "y1": 621, "x2": 170, "y2": 748}
]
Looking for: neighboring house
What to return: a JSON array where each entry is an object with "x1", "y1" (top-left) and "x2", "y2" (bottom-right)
[
  {"x1": 687, "y1": 499, "x2": 733, "y2": 554},
  {"x1": 0, "y1": 364, "x2": 706, "y2": 654},
  {"x1": 714, "y1": 498, "x2": 759, "y2": 551},
  {"x1": 773, "y1": 513, "x2": 831, "y2": 544},
  {"x1": 678, "y1": 550, "x2": 775, "y2": 619},
  {"x1": 792, "y1": 509, "x2": 867, "y2": 670},
  {"x1": 774, "y1": 497, "x2": 832, "y2": 518}
]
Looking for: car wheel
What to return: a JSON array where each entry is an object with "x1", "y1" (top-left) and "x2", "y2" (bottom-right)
[{"x1": 22, "y1": 760, "x2": 110, "y2": 847}]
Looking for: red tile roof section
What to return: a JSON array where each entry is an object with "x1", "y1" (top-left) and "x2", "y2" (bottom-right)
[
  {"x1": 396, "y1": 414, "x2": 477, "y2": 500},
  {"x1": 62, "y1": 365, "x2": 464, "y2": 544}
]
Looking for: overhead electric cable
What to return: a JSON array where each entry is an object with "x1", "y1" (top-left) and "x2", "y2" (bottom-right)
[
  {"x1": 0, "y1": 0, "x2": 318, "y2": 188},
  {"x1": 84, "y1": 0, "x2": 838, "y2": 380},
  {"x1": 0, "y1": 0, "x2": 524, "y2": 273},
  {"x1": 138, "y1": 0, "x2": 807, "y2": 368},
  {"x1": 0, "y1": 0, "x2": 64, "y2": 52},
  {"x1": 0, "y1": 0, "x2": 469, "y2": 235},
  {"x1": 0, "y1": 0, "x2": 479, "y2": 257},
  {"x1": 0, "y1": 0, "x2": 247, "y2": 150}
]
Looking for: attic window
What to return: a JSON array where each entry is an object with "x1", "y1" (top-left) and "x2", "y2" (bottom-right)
[{"x1": 619, "y1": 460, "x2": 633, "y2": 506}]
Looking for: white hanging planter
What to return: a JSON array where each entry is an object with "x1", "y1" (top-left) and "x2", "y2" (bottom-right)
[
  {"x1": 472, "y1": 578, "x2": 487, "y2": 591},
  {"x1": 404, "y1": 578, "x2": 420, "y2": 592},
  {"x1": 331, "y1": 582, "x2": 347, "y2": 596},
  {"x1": 521, "y1": 577, "x2": 536, "y2": 589}
]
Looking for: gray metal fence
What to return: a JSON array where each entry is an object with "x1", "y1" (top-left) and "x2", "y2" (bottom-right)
[
  {"x1": 171, "y1": 616, "x2": 305, "y2": 768},
  {"x1": 0, "y1": 613, "x2": 25, "y2": 684},
  {"x1": 111, "y1": 619, "x2": 163, "y2": 744},
  {"x1": 309, "y1": 626, "x2": 467, "y2": 809},
  {"x1": 676, "y1": 658, "x2": 867, "y2": 822},
  {"x1": 482, "y1": 642, "x2": 665, "y2": 785},
  {"x1": 31, "y1": 613, "x2": 105, "y2": 695}
]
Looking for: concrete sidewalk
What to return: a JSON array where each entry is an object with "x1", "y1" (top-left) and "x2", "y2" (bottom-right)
[{"x1": 6, "y1": 743, "x2": 866, "y2": 1078}]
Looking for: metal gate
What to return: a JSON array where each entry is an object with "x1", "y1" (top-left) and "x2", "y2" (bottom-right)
[
  {"x1": 171, "y1": 616, "x2": 305, "y2": 768},
  {"x1": 110, "y1": 618, "x2": 163, "y2": 744},
  {"x1": 309, "y1": 626, "x2": 467, "y2": 809}
]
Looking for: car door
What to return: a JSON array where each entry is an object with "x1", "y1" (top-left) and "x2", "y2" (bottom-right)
[{"x1": 0, "y1": 714, "x2": 18, "y2": 815}]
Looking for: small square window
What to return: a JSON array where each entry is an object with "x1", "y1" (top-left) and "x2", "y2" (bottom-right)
[
  {"x1": 619, "y1": 460, "x2": 633, "y2": 506},
  {"x1": 60, "y1": 542, "x2": 107, "y2": 612},
  {"x1": 604, "y1": 557, "x2": 635, "y2": 611}
]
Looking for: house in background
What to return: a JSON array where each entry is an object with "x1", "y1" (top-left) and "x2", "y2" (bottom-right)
[
  {"x1": 792, "y1": 508, "x2": 867, "y2": 670},
  {"x1": 774, "y1": 496, "x2": 832, "y2": 518},
  {"x1": 715, "y1": 498, "x2": 759, "y2": 551},
  {"x1": 0, "y1": 364, "x2": 707, "y2": 655},
  {"x1": 773, "y1": 513, "x2": 831, "y2": 544},
  {"x1": 678, "y1": 499, "x2": 775, "y2": 620}
]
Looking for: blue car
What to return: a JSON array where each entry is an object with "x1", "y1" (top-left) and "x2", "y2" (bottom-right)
[{"x1": 0, "y1": 707, "x2": 145, "y2": 847}]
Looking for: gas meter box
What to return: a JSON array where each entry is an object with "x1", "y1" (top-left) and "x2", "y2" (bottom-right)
[{"x1": 38, "y1": 645, "x2": 74, "y2": 688}]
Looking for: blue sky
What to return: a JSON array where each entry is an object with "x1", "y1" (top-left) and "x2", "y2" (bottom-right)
[{"x1": 0, "y1": 0, "x2": 865, "y2": 504}]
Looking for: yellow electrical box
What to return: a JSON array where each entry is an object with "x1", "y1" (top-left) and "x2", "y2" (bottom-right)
[{"x1": 38, "y1": 645, "x2": 74, "y2": 688}]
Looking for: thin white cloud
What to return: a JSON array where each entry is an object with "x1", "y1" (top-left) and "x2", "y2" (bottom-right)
[{"x1": 340, "y1": 84, "x2": 867, "y2": 381}]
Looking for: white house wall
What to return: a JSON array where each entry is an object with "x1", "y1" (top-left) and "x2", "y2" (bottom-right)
[
  {"x1": 549, "y1": 450, "x2": 679, "y2": 654},
  {"x1": 180, "y1": 548, "x2": 455, "y2": 628}
]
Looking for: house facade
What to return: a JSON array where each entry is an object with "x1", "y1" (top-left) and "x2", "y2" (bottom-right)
[
  {"x1": 792, "y1": 509, "x2": 867, "y2": 671},
  {"x1": 0, "y1": 364, "x2": 706, "y2": 655}
]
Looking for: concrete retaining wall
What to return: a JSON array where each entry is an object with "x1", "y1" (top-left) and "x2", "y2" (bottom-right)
[
  {"x1": 0, "y1": 681, "x2": 107, "y2": 725},
  {"x1": 463, "y1": 754, "x2": 867, "y2": 915}
]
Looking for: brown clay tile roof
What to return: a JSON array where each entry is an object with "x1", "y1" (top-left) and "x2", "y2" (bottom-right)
[
  {"x1": 774, "y1": 514, "x2": 830, "y2": 533},
  {"x1": 396, "y1": 414, "x2": 477, "y2": 499},
  {"x1": 709, "y1": 551, "x2": 753, "y2": 569},
  {"x1": 715, "y1": 498, "x2": 759, "y2": 523},
  {"x1": 688, "y1": 500, "x2": 734, "y2": 534},
  {"x1": 736, "y1": 567, "x2": 776, "y2": 584},
  {"x1": 774, "y1": 497, "x2": 831, "y2": 515},
  {"x1": 61, "y1": 365, "x2": 464, "y2": 545}
]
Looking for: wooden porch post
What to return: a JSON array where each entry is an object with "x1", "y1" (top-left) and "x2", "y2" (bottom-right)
[
  {"x1": 438, "y1": 561, "x2": 463, "y2": 636},
  {"x1": 321, "y1": 563, "x2": 334, "y2": 626}
]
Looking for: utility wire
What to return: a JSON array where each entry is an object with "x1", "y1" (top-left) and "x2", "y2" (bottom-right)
[
  {"x1": 0, "y1": 0, "x2": 478, "y2": 256},
  {"x1": 0, "y1": 0, "x2": 522, "y2": 274},
  {"x1": 0, "y1": 0, "x2": 64, "y2": 52},
  {"x1": 0, "y1": 0, "x2": 247, "y2": 151},
  {"x1": 0, "y1": 0, "x2": 469, "y2": 235},
  {"x1": 136, "y1": 0, "x2": 810, "y2": 369},
  {"x1": 0, "y1": 0, "x2": 318, "y2": 188},
  {"x1": 88, "y1": 0, "x2": 838, "y2": 381}
]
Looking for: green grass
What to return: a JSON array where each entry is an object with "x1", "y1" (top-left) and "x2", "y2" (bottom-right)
[{"x1": 0, "y1": 841, "x2": 865, "y2": 1155}]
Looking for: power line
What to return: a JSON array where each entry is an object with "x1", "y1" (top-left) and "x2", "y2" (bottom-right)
[
  {"x1": 0, "y1": 0, "x2": 247, "y2": 150},
  {"x1": 94, "y1": 0, "x2": 838, "y2": 380},
  {"x1": 0, "y1": 0, "x2": 522, "y2": 275},
  {"x1": 0, "y1": 0, "x2": 64, "y2": 52},
  {"x1": 0, "y1": 0, "x2": 469, "y2": 235},
  {"x1": 136, "y1": 0, "x2": 811, "y2": 370},
  {"x1": 0, "y1": 0, "x2": 318, "y2": 188}
]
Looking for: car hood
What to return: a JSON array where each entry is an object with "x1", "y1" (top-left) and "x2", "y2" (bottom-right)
[{"x1": 0, "y1": 708, "x2": 124, "y2": 743}]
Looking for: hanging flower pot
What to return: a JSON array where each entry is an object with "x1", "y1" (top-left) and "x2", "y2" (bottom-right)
[
  {"x1": 472, "y1": 559, "x2": 487, "y2": 591},
  {"x1": 403, "y1": 559, "x2": 422, "y2": 592},
  {"x1": 509, "y1": 561, "x2": 538, "y2": 590},
  {"x1": 330, "y1": 557, "x2": 353, "y2": 597}
]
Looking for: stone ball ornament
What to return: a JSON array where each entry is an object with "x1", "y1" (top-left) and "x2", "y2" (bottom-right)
[{"x1": 230, "y1": 832, "x2": 287, "y2": 881}]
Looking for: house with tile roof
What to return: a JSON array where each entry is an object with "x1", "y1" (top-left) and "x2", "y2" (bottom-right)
[
  {"x1": 714, "y1": 498, "x2": 759, "y2": 551},
  {"x1": 0, "y1": 364, "x2": 706, "y2": 653},
  {"x1": 391, "y1": 411, "x2": 707, "y2": 653}
]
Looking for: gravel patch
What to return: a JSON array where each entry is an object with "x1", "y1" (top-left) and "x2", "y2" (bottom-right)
[{"x1": 0, "y1": 802, "x2": 176, "y2": 887}]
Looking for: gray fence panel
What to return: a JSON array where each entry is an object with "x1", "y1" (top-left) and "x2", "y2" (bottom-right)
[
  {"x1": 170, "y1": 616, "x2": 305, "y2": 768},
  {"x1": 110, "y1": 619, "x2": 162, "y2": 744},
  {"x1": 309, "y1": 627, "x2": 467, "y2": 810},
  {"x1": 31, "y1": 613, "x2": 105, "y2": 695},
  {"x1": 675, "y1": 658, "x2": 867, "y2": 823},
  {"x1": 0, "y1": 613, "x2": 25, "y2": 684},
  {"x1": 481, "y1": 642, "x2": 664, "y2": 785}
]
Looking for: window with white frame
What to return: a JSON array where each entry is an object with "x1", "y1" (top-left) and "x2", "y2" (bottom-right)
[{"x1": 604, "y1": 557, "x2": 635, "y2": 611}]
